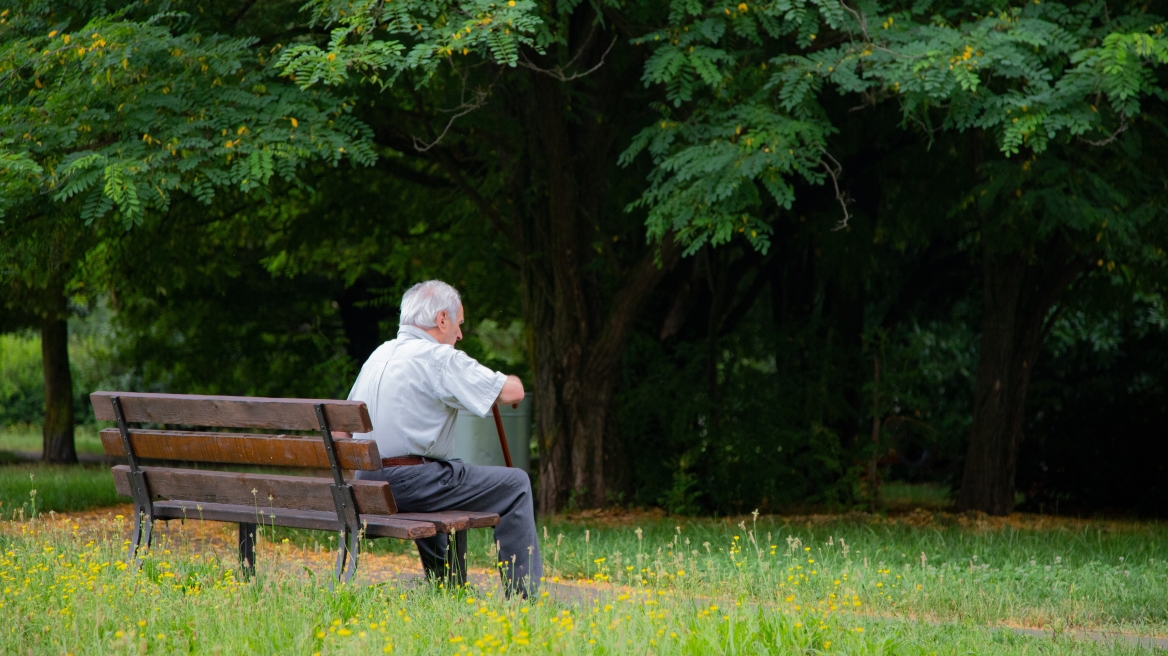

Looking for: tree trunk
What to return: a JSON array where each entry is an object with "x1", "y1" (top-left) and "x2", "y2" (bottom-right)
[
  {"x1": 957, "y1": 244, "x2": 1082, "y2": 514},
  {"x1": 498, "y1": 16, "x2": 684, "y2": 514},
  {"x1": 400, "y1": 11, "x2": 677, "y2": 514},
  {"x1": 526, "y1": 233, "x2": 680, "y2": 514},
  {"x1": 868, "y1": 355, "x2": 881, "y2": 513},
  {"x1": 41, "y1": 282, "x2": 77, "y2": 464}
]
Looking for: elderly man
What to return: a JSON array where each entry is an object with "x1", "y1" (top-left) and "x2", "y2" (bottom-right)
[{"x1": 346, "y1": 280, "x2": 541, "y2": 596}]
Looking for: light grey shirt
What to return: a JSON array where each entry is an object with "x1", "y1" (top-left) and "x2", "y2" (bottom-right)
[{"x1": 347, "y1": 325, "x2": 507, "y2": 460}]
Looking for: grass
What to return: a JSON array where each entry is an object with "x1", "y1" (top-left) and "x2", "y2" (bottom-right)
[
  {"x1": 1, "y1": 470, "x2": 1165, "y2": 653},
  {"x1": 0, "y1": 464, "x2": 120, "y2": 517},
  {"x1": 879, "y1": 482, "x2": 953, "y2": 511},
  {"x1": 1, "y1": 514, "x2": 1162, "y2": 655},
  {"x1": 0, "y1": 424, "x2": 106, "y2": 457},
  {"x1": 534, "y1": 511, "x2": 1168, "y2": 637}
]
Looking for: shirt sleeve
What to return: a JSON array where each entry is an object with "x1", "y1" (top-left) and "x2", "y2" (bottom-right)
[{"x1": 438, "y1": 350, "x2": 508, "y2": 418}]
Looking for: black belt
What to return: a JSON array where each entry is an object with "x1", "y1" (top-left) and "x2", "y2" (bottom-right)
[{"x1": 381, "y1": 456, "x2": 438, "y2": 467}]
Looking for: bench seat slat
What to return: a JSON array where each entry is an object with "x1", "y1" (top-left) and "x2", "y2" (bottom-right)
[
  {"x1": 100, "y1": 428, "x2": 381, "y2": 470},
  {"x1": 153, "y1": 501, "x2": 436, "y2": 540},
  {"x1": 391, "y1": 511, "x2": 500, "y2": 532},
  {"x1": 91, "y1": 391, "x2": 373, "y2": 432},
  {"x1": 112, "y1": 466, "x2": 397, "y2": 515}
]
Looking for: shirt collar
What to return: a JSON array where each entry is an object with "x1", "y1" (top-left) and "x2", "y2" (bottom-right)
[{"x1": 397, "y1": 324, "x2": 440, "y2": 344}]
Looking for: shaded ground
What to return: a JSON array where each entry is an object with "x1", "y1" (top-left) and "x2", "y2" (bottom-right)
[{"x1": 553, "y1": 505, "x2": 1160, "y2": 534}]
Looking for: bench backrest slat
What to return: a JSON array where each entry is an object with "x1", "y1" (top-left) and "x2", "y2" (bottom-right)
[
  {"x1": 90, "y1": 391, "x2": 372, "y2": 432},
  {"x1": 99, "y1": 429, "x2": 382, "y2": 471},
  {"x1": 111, "y1": 465, "x2": 397, "y2": 515}
]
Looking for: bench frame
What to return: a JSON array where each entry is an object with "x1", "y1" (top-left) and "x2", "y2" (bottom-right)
[{"x1": 99, "y1": 392, "x2": 497, "y2": 584}]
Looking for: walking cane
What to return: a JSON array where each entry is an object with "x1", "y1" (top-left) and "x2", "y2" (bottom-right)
[{"x1": 491, "y1": 404, "x2": 514, "y2": 468}]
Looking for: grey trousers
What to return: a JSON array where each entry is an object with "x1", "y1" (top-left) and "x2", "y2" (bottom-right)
[{"x1": 355, "y1": 459, "x2": 542, "y2": 596}]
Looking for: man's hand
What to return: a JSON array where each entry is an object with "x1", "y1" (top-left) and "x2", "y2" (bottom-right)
[{"x1": 497, "y1": 375, "x2": 525, "y2": 406}]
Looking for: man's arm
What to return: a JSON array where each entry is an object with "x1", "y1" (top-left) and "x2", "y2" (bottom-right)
[{"x1": 497, "y1": 374, "x2": 525, "y2": 406}]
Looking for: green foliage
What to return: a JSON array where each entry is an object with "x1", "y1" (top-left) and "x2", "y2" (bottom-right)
[
  {"x1": 459, "y1": 318, "x2": 528, "y2": 373},
  {"x1": 1021, "y1": 289, "x2": 1168, "y2": 515},
  {"x1": 1, "y1": 0, "x2": 1163, "y2": 516},
  {"x1": 277, "y1": 0, "x2": 546, "y2": 89},
  {"x1": 0, "y1": 333, "x2": 42, "y2": 427},
  {"x1": 102, "y1": 210, "x2": 360, "y2": 399},
  {"x1": 624, "y1": 0, "x2": 1168, "y2": 252},
  {"x1": 0, "y1": 4, "x2": 375, "y2": 228},
  {"x1": 0, "y1": 310, "x2": 126, "y2": 427},
  {"x1": 874, "y1": 316, "x2": 979, "y2": 463},
  {"x1": 90, "y1": 153, "x2": 523, "y2": 399},
  {"x1": 620, "y1": 317, "x2": 862, "y2": 514}
]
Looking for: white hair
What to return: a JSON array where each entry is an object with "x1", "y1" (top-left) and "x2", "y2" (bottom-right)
[{"x1": 399, "y1": 280, "x2": 462, "y2": 328}]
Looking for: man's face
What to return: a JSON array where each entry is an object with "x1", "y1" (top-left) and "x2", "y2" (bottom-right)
[{"x1": 435, "y1": 305, "x2": 464, "y2": 346}]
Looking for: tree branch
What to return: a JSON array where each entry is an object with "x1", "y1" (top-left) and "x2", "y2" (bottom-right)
[
  {"x1": 1079, "y1": 112, "x2": 1129, "y2": 147},
  {"x1": 586, "y1": 234, "x2": 683, "y2": 377},
  {"x1": 518, "y1": 36, "x2": 617, "y2": 83},
  {"x1": 412, "y1": 88, "x2": 491, "y2": 153},
  {"x1": 821, "y1": 152, "x2": 854, "y2": 231},
  {"x1": 405, "y1": 66, "x2": 498, "y2": 153}
]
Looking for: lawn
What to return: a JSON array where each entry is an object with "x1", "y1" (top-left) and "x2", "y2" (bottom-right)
[
  {"x1": 539, "y1": 510, "x2": 1168, "y2": 636},
  {"x1": 0, "y1": 460, "x2": 1163, "y2": 653},
  {"x1": 1, "y1": 487, "x2": 1165, "y2": 654},
  {"x1": 0, "y1": 424, "x2": 106, "y2": 457},
  {"x1": 0, "y1": 463, "x2": 119, "y2": 517}
]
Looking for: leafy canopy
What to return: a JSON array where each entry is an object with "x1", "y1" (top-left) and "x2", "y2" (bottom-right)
[
  {"x1": 622, "y1": 0, "x2": 1168, "y2": 254},
  {"x1": 0, "y1": 3, "x2": 375, "y2": 228},
  {"x1": 277, "y1": 0, "x2": 546, "y2": 89}
]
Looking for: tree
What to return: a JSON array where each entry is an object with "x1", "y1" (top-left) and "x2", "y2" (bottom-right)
[
  {"x1": 0, "y1": 2, "x2": 374, "y2": 461},
  {"x1": 252, "y1": 0, "x2": 1168, "y2": 513},
  {"x1": 279, "y1": 0, "x2": 692, "y2": 512},
  {"x1": 92, "y1": 154, "x2": 526, "y2": 402},
  {"x1": 625, "y1": 0, "x2": 1168, "y2": 514}
]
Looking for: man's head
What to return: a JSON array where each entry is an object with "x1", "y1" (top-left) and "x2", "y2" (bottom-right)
[{"x1": 400, "y1": 280, "x2": 463, "y2": 345}]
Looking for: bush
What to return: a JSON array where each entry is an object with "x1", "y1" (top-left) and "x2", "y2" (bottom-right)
[
  {"x1": 0, "y1": 332, "x2": 44, "y2": 427},
  {"x1": 618, "y1": 330, "x2": 861, "y2": 515},
  {"x1": 0, "y1": 305, "x2": 129, "y2": 428}
]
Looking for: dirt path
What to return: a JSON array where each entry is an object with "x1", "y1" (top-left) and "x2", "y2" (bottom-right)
[{"x1": 31, "y1": 503, "x2": 426, "y2": 582}]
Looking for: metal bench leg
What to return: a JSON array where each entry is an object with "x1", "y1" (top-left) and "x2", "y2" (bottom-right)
[
  {"x1": 239, "y1": 523, "x2": 257, "y2": 579},
  {"x1": 129, "y1": 514, "x2": 142, "y2": 558},
  {"x1": 129, "y1": 508, "x2": 153, "y2": 562},
  {"x1": 113, "y1": 397, "x2": 154, "y2": 563},
  {"x1": 333, "y1": 528, "x2": 360, "y2": 583},
  {"x1": 342, "y1": 529, "x2": 359, "y2": 583},
  {"x1": 448, "y1": 530, "x2": 468, "y2": 588},
  {"x1": 317, "y1": 404, "x2": 361, "y2": 585},
  {"x1": 141, "y1": 513, "x2": 153, "y2": 552},
  {"x1": 334, "y1": 530, "x2": 348, "y2": 580}
]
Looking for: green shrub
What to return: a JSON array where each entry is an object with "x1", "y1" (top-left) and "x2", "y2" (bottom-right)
[
  {"x1": 0, "y1": 305, "x2": 131, "y2": 428},
  {"x1": 0, "y1": 332, "x2": 44, "y2": 427}
]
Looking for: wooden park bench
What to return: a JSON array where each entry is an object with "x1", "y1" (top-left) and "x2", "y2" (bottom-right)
[{"x1": 90, "y1": 391, "x2": 499, "y2": 583}]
